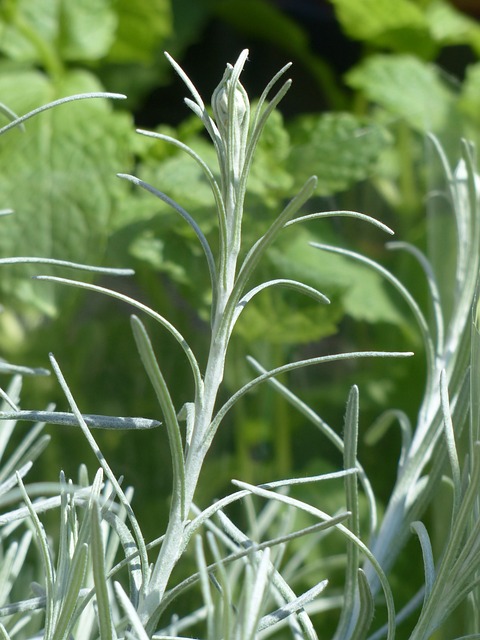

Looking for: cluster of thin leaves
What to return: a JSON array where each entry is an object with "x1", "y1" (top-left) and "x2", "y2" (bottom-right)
[{"x1": 0, "y1": 51, "x2": 479, "y2": 640}]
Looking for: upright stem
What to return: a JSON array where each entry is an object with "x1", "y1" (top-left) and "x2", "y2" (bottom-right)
[
  {"x1": 138, "y1": 50, "x2": 262, "y2": 632},
  {"x1": 140, "y1": 286, "x2": 234, "y2": 630}
]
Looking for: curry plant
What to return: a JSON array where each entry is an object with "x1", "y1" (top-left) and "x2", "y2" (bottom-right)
[
  {"x1": 26, "y1": 50, "x2": 411, "y2": 635},
  {"x1": 1, "y1": 49, "x2": 480, "y2": 640}
]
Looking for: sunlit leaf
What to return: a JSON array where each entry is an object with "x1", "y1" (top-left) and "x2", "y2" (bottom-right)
[
  {"x1": 287, "y1": 112, "x2": 389, "y2": 195},
  {"x1": 106, "y1": 0, "x2": 172, "y2": 63},
  {"x1": 346, "y1": 55, "x2": 454, "y2": 132},
  {"x1": 269, "y1": 228, "x2": 408, "y2": 327},
  {"x1": 0, "y1": 68, "x2": 132, "y2": 314},
  {"x1": 426, "y1": 0, "x2": 480, "y2": 54},
  {"x1": 459, "y1": 62, "x2": 480, "y2": 125},
  {"x1": 329, "y1": 0, "x2": 435, "y2": 57},
  {"x1": 0, "y1": 0, "x2": 116, "y2": 62}
]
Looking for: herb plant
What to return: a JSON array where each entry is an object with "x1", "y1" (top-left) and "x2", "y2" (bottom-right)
[{"x1": 0, "y1": 48, "x2": 479, "y2": 640}]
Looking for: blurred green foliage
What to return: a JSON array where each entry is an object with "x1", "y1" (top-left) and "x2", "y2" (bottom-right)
[{"x1": 0, "y1": 3, "x2": 479, "y2": 631}]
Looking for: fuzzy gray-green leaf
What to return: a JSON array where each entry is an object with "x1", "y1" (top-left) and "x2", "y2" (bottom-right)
[
  {"x1": 131, "y1": 315, "x2": 186, "y2": 519},
  {"x1": 52, "y1": 543, "x2": 89, "y2": 640},
  {"x1": 91, "y1": 501, "x2": 114, "y2": 640}
]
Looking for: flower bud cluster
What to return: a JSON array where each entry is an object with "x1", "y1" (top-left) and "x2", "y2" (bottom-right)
[{"x1": 212, "y1": 61, "x2": 250, "y2": 187}]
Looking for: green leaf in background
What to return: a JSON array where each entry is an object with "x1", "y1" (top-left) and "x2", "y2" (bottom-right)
[
  {"x1": 425, "y1": 0, "x2": 480, "y2": 55},
  {"x1": 269, "y1": 228, "x2": 407, "y2": 327},
  {"x1": 0, "y1": 68, "x2": 133, "y2": 315},
  {"x1": 0, "y1": 0, "x2": 117, "y2": 63},
  {"x1": 459, "y1": 62, "x2": 480, "y2": 126},
  {"x1": 346, "y1": 54, "x2": 454, "y2": 132},
  {"x1": 245, "y1": 107, "x2": 294, "y2": 208},
  {"x1": 235, "y1": 296, "x2": 342, "y2": 345},
  {"x1": 106, "y1": 0, "x2": 172, "y2": 63},
  {"x1": 328, "y1": 0, "x2": 435, "y2": 58},
  {"x1": 0, "y1": 0, "x2": 58, "y2": 63},
  {"x1": 287, "y1": 113, "x2": 390, "y2": 195},
  {"x1": 57, "y1": 0, "x2": 117, "y2": 61},
  {"x1": 138, "y1": 139, "x2": 218, "y2": 221}
]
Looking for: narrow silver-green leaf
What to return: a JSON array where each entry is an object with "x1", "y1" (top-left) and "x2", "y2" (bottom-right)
[
  {"x1": 285, "y1": 209, "x2": 394, "y2": 235},
  {"x1": 0, "y1": 91, "x2": 126, "y2": 137},
  {"x1": 117, "y1": 173, "x2": 217, "y2": 304},
  {"x1": 257, "y1": 578, "x2": 328, "y2": 632},
  {"x1": 243, "y1": 549, "x2": 271, "y2": 640},
  {"x1": 0, "y1": 256, "x2": 133, "y2": 276},
  {"x1": 349, "y1": 569, "x2": 374, "y2": 640},
  {"x1": 387, "y1": 241, "x2": 444, "y2": 355},
  {"x1": 48, "y1": 354, "x2": 150, "y2": 589},
  {"x1": 411, "y1": 521, "x2": 435, "y2": 603},
  {"x1": 52, "y1": 543, "x2": 89, "y2": 640},
  {"x1": 0, "y1": 411, "x2": 160, "y2": 430},
  {"x1": 0, "y1": 362, "x2": 49, "y2": 377},
  {"x1": 334, "y1": 385, "x2": 361, "y2": 640},
  {"x1": 114, "y1": 581, "x2": 150, "y2": 640},
  {"x1": 440, "y1": 369, "x2": 461, "y2": 517},
  {"x1": 16, "y1": 472, "x2": 56, "y2": 638},
  {"x1": 194, "y1": 535, "x2": 214, "y2": 637},
  {"x1": 135, "y1": 129, "x2": 227, "y2": 282},
  {"x1": 311, "y1": 242, "x2": 435, "y2": 392},
  {"x1": 131, "y1": 315, "x2": 185, "y2": 519},
  {"x1": 91, "y1": 501, "x2": 114, "y2": 640},
  {"x1": 0, "y1": 542, "x2": 19, "y2": 604}
]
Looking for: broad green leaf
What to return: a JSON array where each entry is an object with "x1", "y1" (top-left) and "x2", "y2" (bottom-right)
[
  {"x1": 106, "y1": 0, "x2": 172, "y2": 63},
  {"x1": 0, "y1": 0, "x2": 117, "y2": 63},
  {"x1": 346, "y1": 54, "x2": 454, "y2": 132},
  {"x1": 0, "y1": 68, "x2": 133, "y2": 314},
  {"x1": 426, "y1": 0, "x2": 480, "y2": 55},
  {"x1": 139, "y1": 140, "x2": 218, "y2": 217},
  {"x1": 57, "y1": 0, "x2": 117, "y2": 61},
  {"x1": 247, "y1": 107, "x2": 293, "y2": 206},
  {"x1": 287, "y1": 112, "x2": 389, "y2": 195},
  {"x1": 329, "y1": 0, "x2": 435, "y2": 57},
  {"x1": 235, "y1": 295, "x2": 342, "y2": 345},
  {"x1": 0, "y1": 1, "x2": 58, "y2": 63},
  {"x1": 268, "y1": 228, "x2": 407, "y2": 327},
  {"x1": 459, "y1": 62, "x2": 480, "y2": 125}
]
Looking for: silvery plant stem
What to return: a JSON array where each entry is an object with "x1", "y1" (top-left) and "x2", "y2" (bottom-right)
[
  {"x1": 137, "y1": 53, "x2": 250, "y2": 628},
  {"x1": 128, "y1": 49, "x2": 413, "y2": 633},
  {"x1": 139, "y1": 311, "x2": 232, "y2": 629}
]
